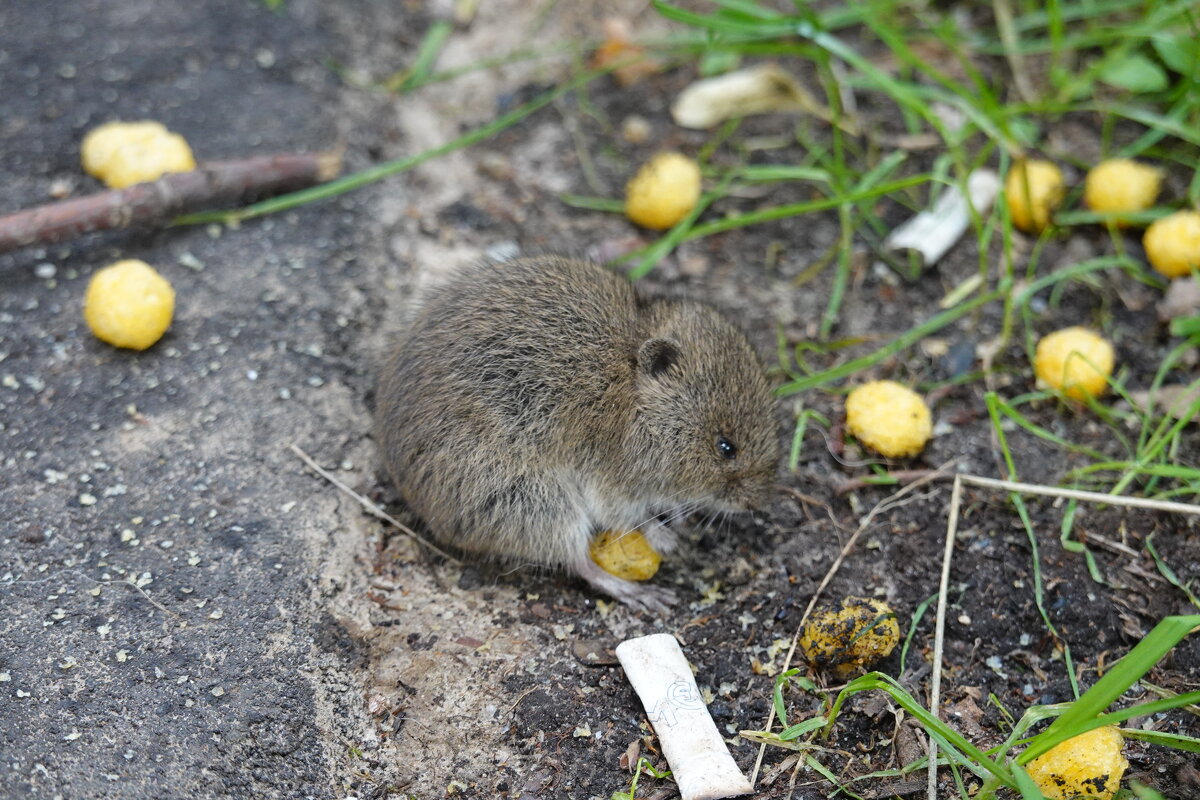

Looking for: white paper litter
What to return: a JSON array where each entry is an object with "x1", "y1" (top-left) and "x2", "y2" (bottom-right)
[
  {"x1": 884, "y1": 169, "x2": 1001, "y2": 267},
  {"x1": 616, "y1": 633, "x2": 752, "y2": 800}
]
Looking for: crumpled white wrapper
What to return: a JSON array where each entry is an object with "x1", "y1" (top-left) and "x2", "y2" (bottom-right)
[
  {"x1": 616, "y1": 633, "x2": 752, "y2": 800},
  {"x1": 884, "y1": 169, "x2": 1001, "y2": 267}
]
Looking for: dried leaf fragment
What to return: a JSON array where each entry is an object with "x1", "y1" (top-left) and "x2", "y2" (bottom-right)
[
  {"x1": 1128, "y1": 383, "x2": 1200, "y2": 421},
  {"x1": 591, "y1": 18, "x2": 661, "y2": 87},
  {"x1": 671, "y1": 64, "x2": 845, "y2": 131},
  {"x1": 1158, "y1": 277, "x2": 1200, "y2": 321}
]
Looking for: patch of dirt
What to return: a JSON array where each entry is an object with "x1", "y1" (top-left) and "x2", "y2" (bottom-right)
[{"x1": 1, "y1": 1, "x2": 1196, "y2": 799}]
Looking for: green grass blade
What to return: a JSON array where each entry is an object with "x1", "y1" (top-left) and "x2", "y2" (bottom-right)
[
  {"x1": 1089, "y1": 691, "x2": 1200, "y2": 729},
  {"x1": 1010, "y1": 492, "x2": 1082, "y2": 699},
  {"x1": 898, "y1": 593, "x2": 938, "y2": 680},
  {"x1": 681, "y1": 174, "x2": 929, "y2": 240},
  {"x1": 824, "y1": 673, "x2": 1013, "y2": 784},
  {"x1": 1120, "y1": 728, "x2": 1200, "y2": 753},
  {"x1": 818, "y1": 203, "x2": 855, "y2": 338},
  {"x1": 778, "y1": 287, "x2": 1004, "y2": 395},
  {"x1": 772, "y1": 668, "x2": 799, "y2": 727},
  {"x1": 731, "y1": 165, "x2": 833, "y2": 183},
  {"x1": 1059, "y1": 500, "x2": 1105, "y2": 585},
  {"x1": 559, "y1": 194, "x2": 626, "y2": 213},
  {"x1": 1145, "y1": 534, "x2": 1200, "y2": 610},
  {"x1": 787, "y1": 406, "x2": 810, "y2": 472},
  {"x1": 175, "y1": 67, "x2": 606, "y2": 226},
  {"x1": 386, "y1": 19, "x2": 454, "y2": 92},
  {"x1": 1019, "y1": 615, "x2": 1200, "y2": 763},
  {"x1": 1131, "y1": 780, "x2": 1170, "y2": 800},
  {"x1": 706, "y1": 0, "x2": 782, "y2": 20},
  {"x1": 1010, "y1": 764, "x2": 1050, "y2": 800},
  {"x1": 1099, "y1": 102, "x2": 1200, "y2": 148},
  {"x1": 804, "y1": 754, "x2": 867, "y2": 800},
  {"x1": 652, "y1": 0, "x2": 795, "y2": 37},
  {"x1": 780, "y1": 716, "x2": 828, "y2": 741}
]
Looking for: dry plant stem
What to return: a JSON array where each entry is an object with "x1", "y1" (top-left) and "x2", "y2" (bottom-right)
[
  {"x1": 958, "y1": 474, "x2": 1200, "y2": 516},
  {"x1": 836, "y1": 472, "x2": 1200, "y2": 514},
  {"x1": 0, "y1": 152, "x2": 342, "y2": 254},
  {"x1": 748, "y1": 463, "x2": 956, "y2": 787},
  {"x1": 834, "y1": 469, "x2": 940, "y2": 494},
  {"x1": 3, "y1": 569, "x2": 180, "y2": 619},
  {"x1": 288, "y1": 443, "x2": 460, "y2": 563},
  {"x1": 927, "y1": 476, "x2": 963, "y2": 800}
]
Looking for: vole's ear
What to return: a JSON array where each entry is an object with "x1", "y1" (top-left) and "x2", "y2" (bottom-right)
[{"x1": 637, "y1": 338, "x2": 679, "y2": 377}]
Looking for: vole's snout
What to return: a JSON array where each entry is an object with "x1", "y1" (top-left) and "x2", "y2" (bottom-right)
[
  {"x1": 721, "y1": 467, "x2": 777, "y2": 513},
  {"x1": 746, "y1": 479, "x2": 778, "y2": 512}
]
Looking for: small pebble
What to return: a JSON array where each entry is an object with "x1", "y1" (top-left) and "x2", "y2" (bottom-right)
[
  {"x1": 177, "y1": 252, "x2": 205, "y2": 271},
  {"x1": 621, "y1": 115, "x2": 652, "y2": 144},
  {"x1": 48, "y1": 178, "x2": 73, "y2": 199}
]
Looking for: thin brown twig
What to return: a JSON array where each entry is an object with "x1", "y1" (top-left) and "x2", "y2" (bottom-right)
[
  {"x1": 834, "y1": 469, "x2": 940, "y2": 495},
  {"x1": 289, "y1": 443, "x2": 460, "y2": 563},
  {"x1": 0, "y1": 151, "x2": 342, "y2": 255},
  {"x1": 780, "y1": 485, "x2": 846, "y2": 532}
]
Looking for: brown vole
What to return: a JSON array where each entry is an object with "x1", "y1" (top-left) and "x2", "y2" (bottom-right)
[{"x1": 375, "y1": 255, "x2": 780, "y2": 612}]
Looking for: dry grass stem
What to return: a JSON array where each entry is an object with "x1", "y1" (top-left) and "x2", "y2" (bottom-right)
[
  {"x1": 959, "y1": 474, "x2": 1200, "y2": 515},
  {"x1": 928, "y1": 475, "x2": 963, "y2": 800},
  {"x1": 289, "y1": 443, "x2": 460, "y2": 563}
]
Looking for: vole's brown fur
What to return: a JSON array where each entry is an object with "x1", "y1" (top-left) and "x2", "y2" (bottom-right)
[{"x1": 375, "y1": 255, "x2": 780, "y2": 612}]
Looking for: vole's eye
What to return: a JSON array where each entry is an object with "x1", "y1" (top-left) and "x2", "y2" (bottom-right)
[{"x1": 716, "y1": 435, "x2": 738, "y2": 460}]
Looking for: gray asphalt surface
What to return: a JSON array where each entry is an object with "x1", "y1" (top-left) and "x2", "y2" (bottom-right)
[{"x1": 1, "y1": 2, "x2": 371, "y2": 796}]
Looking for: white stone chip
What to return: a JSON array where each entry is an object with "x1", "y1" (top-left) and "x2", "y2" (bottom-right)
[{"x1": 615, "y1": 633, "x2": 752, "y2": 800}]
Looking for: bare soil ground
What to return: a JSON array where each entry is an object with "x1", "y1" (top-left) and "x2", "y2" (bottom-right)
[{"x1": 1, "y1": 2, "x2": 1196, "y2": 799}]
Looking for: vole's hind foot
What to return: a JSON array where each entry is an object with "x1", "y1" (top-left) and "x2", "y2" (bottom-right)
[{"x1": 574, "y1": 557, "x2": 677, "y2": 615}]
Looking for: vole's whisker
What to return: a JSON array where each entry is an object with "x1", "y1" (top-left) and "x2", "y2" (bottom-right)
[
  {"x1": 658, "y1": 499, "x2": 701, "y2": 527},
  {"x1": 628, "y1": 494, "x2": 692, "y2": 532},
  {"x1": 662, "y1": 503, "x2": 699, "y2": 527}
]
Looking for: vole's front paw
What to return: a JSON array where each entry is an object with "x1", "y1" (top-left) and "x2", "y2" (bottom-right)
[
  {"x1": 575, "y1": 558, "x2": 677, "y2": 616},
  {"x1": 642, "y1": 521, "x2": 679, "y2": 555},
  {"x1": 615, "y1": 582, "x2": 677, "y2": 616}
]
